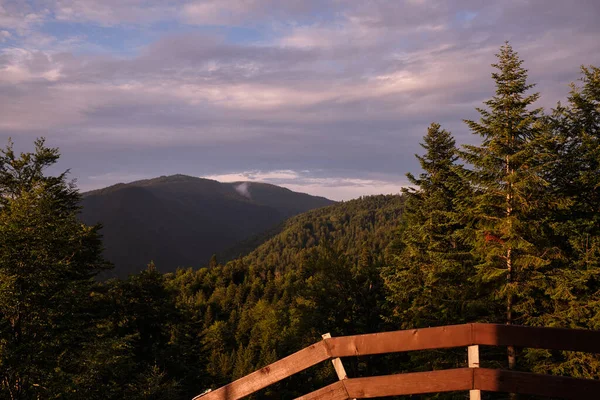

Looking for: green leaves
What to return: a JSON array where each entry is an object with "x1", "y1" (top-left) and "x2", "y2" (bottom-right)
[
  {"x1": 384, "y1": 122, "x2": 477, "y2": 331},
  {"x1": 0, "y1": 138, "x2": 109, "y2": 399},
  {"x1": 459, "y1": 43, "x2": 559, "y2": 333}
]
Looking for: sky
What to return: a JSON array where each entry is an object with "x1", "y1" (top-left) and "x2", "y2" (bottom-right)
[{"x1": 1, "y1": 0, "x2": 599, "y2": 200}]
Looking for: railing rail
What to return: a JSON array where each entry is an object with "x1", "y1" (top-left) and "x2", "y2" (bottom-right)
[{"x1": 193, "y1": 323, "x2": 600, "y2": 400}]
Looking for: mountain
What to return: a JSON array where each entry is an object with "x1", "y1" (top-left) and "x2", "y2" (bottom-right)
[{"x1": 79, "y1": 174, "x2": 334, "y2": 277}]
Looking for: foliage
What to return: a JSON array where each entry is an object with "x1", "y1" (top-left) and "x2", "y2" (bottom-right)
[
  {"x1": 459, "y1": 43, "x2": 556, "y2": 330},
  {"x1": 524, "y1": 65, "x2": 600, "y2": 378},
  {"x1": 384, "y1": 122, "x2": 477, "y2": 331},
  {"x1": 0, "y1": 139, "x2": 109, "y2": 399}
]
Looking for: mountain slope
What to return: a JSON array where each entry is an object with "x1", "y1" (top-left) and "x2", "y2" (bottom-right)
[
  {"x1": 165, "y1": 195, "x2": 405, "y2": 396},
  {"x1": 79, "y1": 175, "x2": 333, "y2": 277}
]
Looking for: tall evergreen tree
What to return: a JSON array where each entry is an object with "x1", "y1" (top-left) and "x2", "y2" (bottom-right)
[
  {"x1": 0, "y1": 139, "x2": 110, "y2": 399},
  {"x1": 384, "y1": 123, "x2": 475, "y2": 330},
  {"x1": 523, "y1": 65, "x2": 600, "y2": 379},
  {"x1": 550, "y1": 65, "x2": 600, "y2": 229},
  {"x1": 460, "y1": 43, "x2": 558, "y2": 371}
]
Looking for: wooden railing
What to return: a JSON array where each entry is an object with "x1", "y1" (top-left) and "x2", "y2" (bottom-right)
[{"x1": 193, "y1": 323, "x2": 600, "y2": 400}]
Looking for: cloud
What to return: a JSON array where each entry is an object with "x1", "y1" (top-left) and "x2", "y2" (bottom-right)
[
  {"x1": 234, "y1": 182, "x2": 251, "y2": 198},
  {"x1": 181, "y1": 0, "x2": 333, "y2": 26},
  {"x1": 0, "y1": 1, "x2": 46, "y2": 34},
  {"x1": 181, "y1": 0, "x2": 257, "y2": 26},
  {"x1": 0, "y1": 48, "x2": 64, "y2": 83},
  {"x1": 207, "y1": 170, "x2": 300, "y2": 181},
  {"x1": 0, "y1": 0, "x2": 333, "y2": 28},
  {"x1": 1, "y1": 1, "x2": 600, "y2": 199},
  {"x1": 205, "y1": 169, "x2": 406, "y2": 201},
  {"x1": 52, "y1": 0, "x2": 179, "y2": 26}
]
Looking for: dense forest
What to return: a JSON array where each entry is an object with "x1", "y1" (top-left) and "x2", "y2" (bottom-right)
[{"x1": 1, "y1": 43, "x2": 599, "y2": 399}]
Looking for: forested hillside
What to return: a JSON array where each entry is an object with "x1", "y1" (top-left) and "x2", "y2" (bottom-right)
[
  {"x1": 79, "y1": 175, "x2": 334, "y2": 277},
  {"x1": 1, "y1": 44, "x2": 599, "y2": 400},
  {"x1": 164, "y1": 195, "x2": 404, "y2": 397}
]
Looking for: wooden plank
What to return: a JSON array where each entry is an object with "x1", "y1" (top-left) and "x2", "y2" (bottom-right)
[
  {"x1": 326, "y1": 324, "x2": 473, "y2": 358},
  {"x1": 322, "y1": 333, "x2": 355, "y2": 400},
  {"x1": 343, "y1": 368, "x2": 474, "y2": 398},
  {"x1": 468, "y1": 345, "x2": 481, "y2": 400},
  {"x1": 331, "y1": 358, "x2": 349, "y2": 380},
  {"x1": 294, "y1": 381, "x2": 349, "y2": 400},
  {"x1": 468, "y1": 345, "x2": 479, "y2": 368},
  {"x1": 322, "y1": 333, "x2": 349, "y2": 380},
  {"x1": 473, "y1": 323, "x2": 600, "y2": 353},
  {"x1": 193, "y1": 341, "x2": 331, "y2": 400},
  {"x1": 474, "y1": 368, "x2": 600, "y2": 399},
  {"x1": 195, "y1": 324, "x2": 600, "y2": 400}
]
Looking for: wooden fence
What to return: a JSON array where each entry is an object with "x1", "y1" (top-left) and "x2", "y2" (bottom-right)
[{"x1": 192, "y1": 323, "x2": 600, "y2": 400}]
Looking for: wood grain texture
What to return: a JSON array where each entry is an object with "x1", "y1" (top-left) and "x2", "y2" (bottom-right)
[
  {"x1": 326, "y1": 324, "x2": 473, "y2": 357},
  {"x1": 294, "y1": 381, "x2": 349, "y2": 400},
  {"x1": 468, "y1": 345, "x2": 481, "y2": 400},
  {"x1": 322, "y1": 333, "x2": 349, "y2": 380},
  {"x1": 193, "y1": 341, "x2": 330, "y2": 400},
  {"x1": 474, "y1": 368, "x2": 600, "y2": 399},
  {"x1": 343, "y1": 369, "x2": 474, "y2": 398},
  {"x1": 467, "y1": 345, "x2": 479, "y2": 368},
  {"x1": 473, "y1": 323, "x2": 600, "y2": 353}
]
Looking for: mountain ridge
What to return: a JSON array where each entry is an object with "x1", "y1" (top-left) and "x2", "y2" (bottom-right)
[{"x1": 78, "y1": 174, "x2": 334, "y2": 277}]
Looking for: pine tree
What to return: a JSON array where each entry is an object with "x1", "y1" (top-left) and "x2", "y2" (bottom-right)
[
  {"x1": 553, "y1": 66, "x2": 600, "y2": 227},
  {"x1": 384, "y1": 123, "x2": 475, "y2": 330},
  {"x1": 460, "y1": 43, "x2": 559, "y2": 371},
  {"x1": 523, "y1": 65, "x2": 600, "y2": 378},
  {"x1": 0, "y1": 138, "x2": 110, "y2": 398}
]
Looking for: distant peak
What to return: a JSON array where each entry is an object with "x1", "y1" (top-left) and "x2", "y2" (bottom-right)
[
  {"x1": 136, "y1": 174, "x2": 221, "y2": 185},
  {"x1": 156, "y1": 174, "x2": 196, "y2": 181}
]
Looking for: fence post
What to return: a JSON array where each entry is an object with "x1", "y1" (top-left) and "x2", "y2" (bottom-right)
[
  {"x1": 322, "y1": 333, "x2": 355, "y2": 400},
  {"x1": 468, "y1": 345, "x2": 481, "y2": 400}
]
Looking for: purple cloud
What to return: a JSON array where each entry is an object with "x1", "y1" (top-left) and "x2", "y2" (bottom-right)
[{"x1": 1, "y1": 0, "x2": 599, "y2": 199}]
